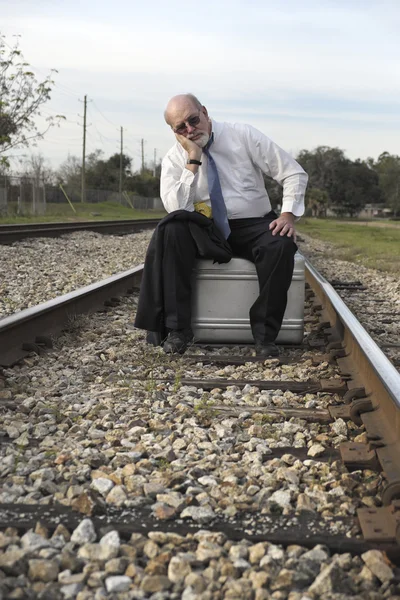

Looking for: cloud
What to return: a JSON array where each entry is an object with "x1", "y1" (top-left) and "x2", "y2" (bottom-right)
[{"x1": 2, "y1": 0, "x2": 400, "y2": 167}]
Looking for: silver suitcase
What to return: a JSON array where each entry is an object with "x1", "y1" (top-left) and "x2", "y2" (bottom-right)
[{"x1": 191, "y1": 253, "x2": 305, "y2": 344}]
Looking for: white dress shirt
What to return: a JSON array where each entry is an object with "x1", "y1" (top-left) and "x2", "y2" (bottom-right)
[{"x1": 161, "y1": 119, "x2": 308, "y2": 218}]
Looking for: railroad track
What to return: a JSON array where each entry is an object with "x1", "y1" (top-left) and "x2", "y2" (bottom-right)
[
  {"x1": 1, "y1": 258, "x2": 400, "y2": 598},
  {"x1": 0, "y1": 218, "x2": 161, "y2": 244}
]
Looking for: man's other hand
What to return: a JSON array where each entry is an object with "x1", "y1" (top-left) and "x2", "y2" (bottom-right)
[
  {"x1": 269, "y1": 212, "x2": 296, "y2": 241},
  {"x1": 175, "y1": 134, "x2": 202, "y2": 161}
]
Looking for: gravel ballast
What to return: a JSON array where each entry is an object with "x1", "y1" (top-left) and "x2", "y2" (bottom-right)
[
  {"x1": 0, "y1": 228, "x2": 399, "y2": 597},
  {"x1": 0, "y1": 230, "x2": 153, "y2": 318}
]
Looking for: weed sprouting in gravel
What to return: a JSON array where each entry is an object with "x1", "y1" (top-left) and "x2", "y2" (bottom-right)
[{"x1": 194, "y1": 393, "x2": 219, "y2": 426}]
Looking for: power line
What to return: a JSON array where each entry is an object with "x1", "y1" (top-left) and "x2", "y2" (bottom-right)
[{"x1": 91, "y1": 100, "x2": 120, "y2": 128}]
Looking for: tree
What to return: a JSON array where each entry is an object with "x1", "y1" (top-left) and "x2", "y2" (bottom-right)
[
  {"x1": 329, "y1": 159, "x2": 382, "y2": 217},
  {"x1": 297, "y1": 147, "x2": 382, "y2": 217},
  {"x1": 0, "y1": 34, "x2": 64, "y2": 163},
  {"x1": 263, "y1": 174, "x2": 282, "y2": 210},
  {"x1": 306, "y1": 187, "x2": 329, "y2": 217},
  {"x1": 19, "y1": 152, "x2": 54, "y2": 186},
  {"x1": 126, "y1": 168, "x2": 160, "y2": 197},
  {"x1": 374, "y1": 152, "x2": 400, "y2": 217},
  {"x1": 297, "y1": 146, "x2": 346, "y2": 195},
  {"x1": 55, "y1": 154, "x2": 81, "y2": 190},
  {"x1": 85, "y1": 150, "x2": 133, "y2": 190}
]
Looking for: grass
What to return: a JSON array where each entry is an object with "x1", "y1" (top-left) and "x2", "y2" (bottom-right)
[
  {"x1": 0, "y1": 201, "x2": 167, "y2": 224},
  {"x1": 297, "y1": 218, "x2": 400, "y2": 273}
]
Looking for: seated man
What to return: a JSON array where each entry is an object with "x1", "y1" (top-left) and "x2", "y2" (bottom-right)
[{"x1": 135, "y1": 93, "x2": 308, "y2": 356}]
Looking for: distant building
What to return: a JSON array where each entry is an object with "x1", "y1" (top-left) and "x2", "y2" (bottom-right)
[{"x1": 358, "y1": 204, "x2": 394, "y2": 219}]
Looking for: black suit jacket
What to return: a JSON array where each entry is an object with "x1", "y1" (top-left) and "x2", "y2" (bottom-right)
[{"x1": 134, "y1": 210, "x2": 232, "y2": 344}]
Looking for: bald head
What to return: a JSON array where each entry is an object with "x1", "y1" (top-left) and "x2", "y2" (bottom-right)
[
  {"x1": 164, "y1": 93, "x2": 203, "y2": 125},
  {"x1": 164, "y1": 93, "x2": 212, "y2": 147}
]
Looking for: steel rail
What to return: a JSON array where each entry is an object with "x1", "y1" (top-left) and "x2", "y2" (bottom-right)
[
  {"x1": 0, "y1": 218, "x2": 161, "y2": 244},
  {"x1": 0, "y1": 265, "x2": 144, "y2": 366},
  {"x1": 305, "y1": 258, "x2": 400, "y2": 408},
  {"x1": 305, "y1": 258, "x2": 400, "y2": 529},
  {"x1": 1, "y1": 258, "x2": 400, "y2": 544}
]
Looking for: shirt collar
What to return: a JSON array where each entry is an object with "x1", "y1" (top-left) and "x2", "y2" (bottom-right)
[{"x1": 210, "y1": 118, "x2": 221, "y2": 143}]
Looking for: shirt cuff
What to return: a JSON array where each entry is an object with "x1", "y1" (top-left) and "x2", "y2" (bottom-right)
[{"x1": 281, "y1": 200, "x2": 304, "y2": 219}]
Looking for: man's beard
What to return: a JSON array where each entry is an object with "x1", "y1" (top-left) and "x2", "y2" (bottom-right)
[{"x1": 187, "y1": 132, "x2": 210, "y2": 148}]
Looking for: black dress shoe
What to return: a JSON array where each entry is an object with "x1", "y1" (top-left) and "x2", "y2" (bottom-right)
[
  {"x1": 254, "y1": 341, "x2": 279, "y2": 357},
  {"x1": 163, "y1": 328, "x2": 194, "y2": 355}
]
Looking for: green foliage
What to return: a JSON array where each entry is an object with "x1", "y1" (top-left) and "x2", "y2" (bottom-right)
[
  {"x1": 297, "y1": 218, "x2": 400, "y2": 273},
  {"x1": 126, "y1": 168, "x2": 161, "y2": 198},
  {"x1": 56, "y1": 150, "x2": 161, "y2": 198},
  {"x1": 0, "y1": 201, "x2": 166, "y2": 224},
  {"x1": 194, "y1": 393, "x2": 219, "y2": 425},
  {"x1": 263, "y1": 174, "x2": 282, "y2": 209},
  {"x1": 0, "y1": 34, "x2": 64, "y2": 162},
  {"x1": 297, "y1": 146, "x2": 382, "y2": 217},
  {"x1": 85, "y1": 150, "x2": 133, "y2": 190},
  {"x1": 306, "y1": 187, "x2": 329, "y2": 217},
  {"x1": 373, "y1": 152, "x2": 400, "y2": 217}
]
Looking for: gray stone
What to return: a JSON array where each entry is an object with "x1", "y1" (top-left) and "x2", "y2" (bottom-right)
[
  {"x1": 300, "y1": 544, "x2": 329, "y2": 568},
  {"x1": 156, "y1": 491, "x2": 185, "y2": 509},
  {"x1": 196, "y1": 541, "x2": 223, "y2": 562},
  {"x1": 58, "y1": 570, "x2": 86, "y2": 584},
  {"x1": 361, "y1": 550, "x2": 394, "y2": 583},
  {"x1": 234, "y1": 558, "x2": 251, "y2": 570},
  {"x1": 331, "y1": 418, "x2": 347, "y2": 437},
  {"x1": 267, "y1": 545, "x2": 285, "y2": 562},
  {"x1": 269, "y1": 490, "x2": 291, "y2": 508},
  {"x1": 0, "y1": 548, "x2": 27, "y2": 575},
  {"x1": 198, "y1": 476, "x2": 218, "y2": 486},
  {"x1": 21, "y1": 531, "x2": 51, "y2": 552},
  {"x1": 99, "y1": 530, "x2": 120, "y2": 553},
  {"x1": 168, "y1": 555, "x2": 192, "y2": 583},
  {"x1": 90, "y1": 478, "x2": 114, "y2": 495},
  {"x1": 30, "y1": 468, "x2": 55, "y2": 481},
  {"x1": 78, "y1": 542, "x2": 118, "y2": 562},
  {"x1": 105, "y1": 575, "x2": 132, "y2": 593},
  {"x1": 229, "y1": 545, "x2": 249, "y2": 560},
  {"x1": 308, "y1": 562, "x2": 348, "y2": 595},
  {"x1": 180, "y1": 506, "x2": 215, "y2": 523},
  {"x1": 307, "y1": 443, "x2": 325, "y2": 457},
  {"x1": 105, "y1": 485, "x2": 127, "y2": 506},
  {"x1": 105, "y1": 557, "x2": 130, "y2": 574},
  {"x1": 143, "y1": 482, "x2": 165, "y2": 497},
  {"x1": 60, "y1": 583, "x2": 84, "y2": 599},
  {"x1": 71, "y1": 519, "x2": 97, "y2": 545}
]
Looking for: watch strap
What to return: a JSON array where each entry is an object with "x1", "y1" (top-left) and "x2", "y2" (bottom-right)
[{"x1": 187, "y1": 159, "x2": 202, "y2": 165}]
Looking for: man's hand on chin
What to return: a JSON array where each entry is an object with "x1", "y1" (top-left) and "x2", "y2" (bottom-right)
[
  {"x1": 269, "y1": 212, "x2": 297, "y2": 241},
  {"x1": 175, "y1": 134, "x2": 202, "y2": 161}
]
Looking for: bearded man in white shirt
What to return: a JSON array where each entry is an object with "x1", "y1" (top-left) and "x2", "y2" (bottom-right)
[{"x1": 138, "y1": 93, "x2": 308, "y2": 357}]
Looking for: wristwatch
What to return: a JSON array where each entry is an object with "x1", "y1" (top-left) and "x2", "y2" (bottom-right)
[{"x1": 187, "y1": 159, "x2": 202, "y2": 165}]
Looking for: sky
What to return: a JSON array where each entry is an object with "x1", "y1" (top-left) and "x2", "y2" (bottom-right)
[{"x1": 2, "y1": 0, "x2": 400, "y2": 172}]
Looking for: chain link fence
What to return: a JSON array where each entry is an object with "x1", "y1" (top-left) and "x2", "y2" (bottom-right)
[
  {"x1": 0, "y1": 176, "x2": 164, "y2": 216},
  {"x1": 0, "y1": 176, "x2": 46, "y2": 216}
]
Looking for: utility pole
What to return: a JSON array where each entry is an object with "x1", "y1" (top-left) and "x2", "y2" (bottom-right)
[
  {"x1": 153, "y1": 148, "x2": 157, "y2": 177},
  {"x1": 81, "y1": 95, "x2": 87, "y2": 203},
  {"x1": 119, "y1": 126, "x2": 123, "y2": 203},
  {"x1": 141, "y1": 138, "x2": 145, "y2": 173}
]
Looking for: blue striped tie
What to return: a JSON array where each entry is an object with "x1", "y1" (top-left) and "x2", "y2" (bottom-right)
[{"x1": 203, "y1": 136, "x2": 231, "y2": 239}]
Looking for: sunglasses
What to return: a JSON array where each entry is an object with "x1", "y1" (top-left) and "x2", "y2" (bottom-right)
[{"x1": 173, "y1": 110, "x2": 202, "y2": 134}]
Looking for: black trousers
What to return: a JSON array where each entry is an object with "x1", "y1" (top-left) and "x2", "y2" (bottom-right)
[{"x1": 162, "y1": 211, "x2": 297, "y2": 342}]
